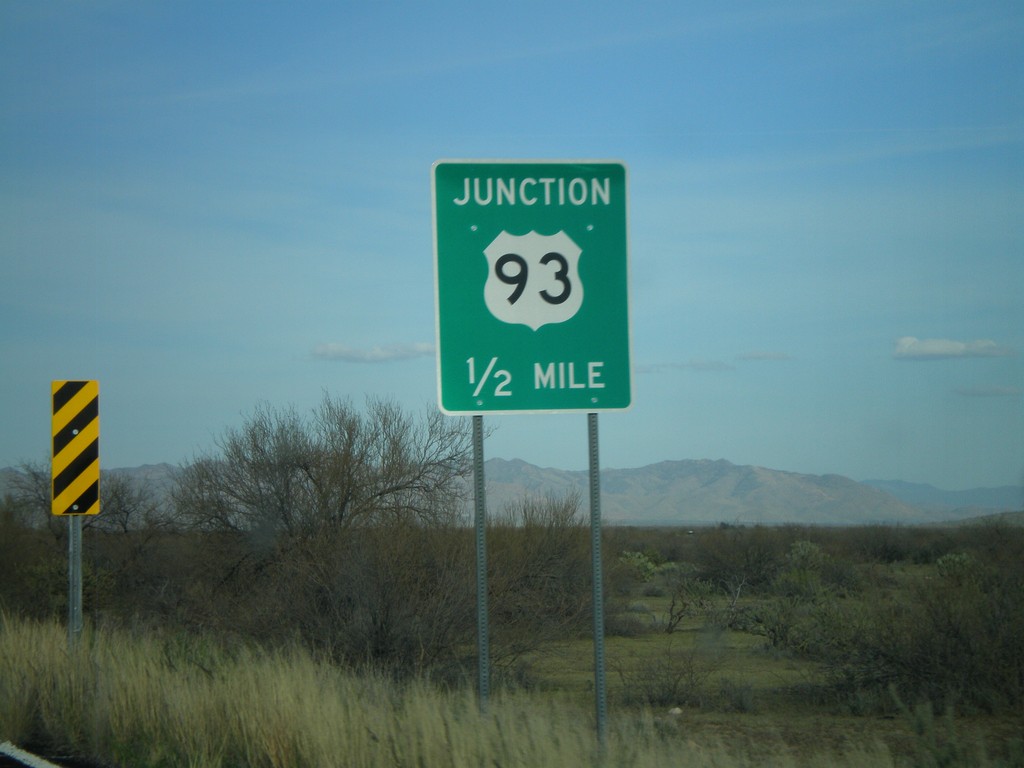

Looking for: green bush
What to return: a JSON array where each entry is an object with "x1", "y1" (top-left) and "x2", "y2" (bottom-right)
[
  {"x1": 822, "y1": 541, "x2": 1024, "y2": 713},
  {"x1": 613, "y1": 640, "x2": 716, "y2": 708},
  {"x1": 934, "y1": 552, "x2": 977, "y2": 585},
  {"x1": 665, "y1": 576, "x2": 716, "y2": 633},
  {"x1": 787, "y1": 540, "x2": 825, "y2": 572},
  {"x1": 619, "y1": 550, "x2": 658, "y2": 583},
  {"x1": 694, "y1": 525, "x2": 788, "y2": 592},
  {"x1": 772, "y1": 568, "x2": 825, "y2": 601},
  {"x1": 717, "y1": 678, "x2": 758, "y2": 713}
]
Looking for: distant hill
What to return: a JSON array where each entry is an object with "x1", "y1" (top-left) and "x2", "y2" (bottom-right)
[
  {"x1": 944, "y1": 509, "x2": 1024, "y2": 527},
  {"x1": 861, "y1": 478, "x2": 1023, "y2": 513},
  {"x1": 481, "y1": 458, "x2": 943, "y2": 526},
  {"x1": 105, "y1": 463, "x2": 180, "y2": 493}
]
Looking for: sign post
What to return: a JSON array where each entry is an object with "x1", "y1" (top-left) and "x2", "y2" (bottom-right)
[
  {"x1": 433, "y1": 161, "x2": 630, "y2": 739},
  {"x1": 472, "y1": 415, "x2": 489, "y2": 712},
  {"x1": 51, "y1": 380, "x2": 100, "y2": 649}
]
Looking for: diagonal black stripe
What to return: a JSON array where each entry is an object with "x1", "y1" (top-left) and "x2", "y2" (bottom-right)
[
  {"x1": 55, "y1": 480, "x2": 99, "y2": 515},
  {"x1": 53, "y1": 396, "x2": 99, "y2": 456},
  {"x1": 66, "y1": 480, "x2": 99, "y2": 514},
  {"x1": 53, "y1": 381, "x2": 87, "y2": 413},
  {"x1": 53, "y1": 438, "x2": 99, "y2": 498}
]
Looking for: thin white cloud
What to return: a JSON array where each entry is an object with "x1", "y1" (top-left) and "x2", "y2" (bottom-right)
[
  {"x1": 737, "y1": 351, "x2": 793, "y2": 362},
  {"x1": 312, "y1": 342, "x2": 434, "y2": 363},
  {"x1": 893, "y1": 336, "x2": 1015, "y2": 360},
  {"x1": 638, "y1": 359, "x2": 734, "y2": 374}
]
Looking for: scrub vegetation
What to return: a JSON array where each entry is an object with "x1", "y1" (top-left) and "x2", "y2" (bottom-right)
[{"x1": 2, "y1": 395, "x2": 1023, "y2": 766}]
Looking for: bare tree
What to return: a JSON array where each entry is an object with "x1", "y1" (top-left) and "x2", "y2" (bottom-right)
[
  {"x1": 168, "y1": 395, "x2": 475, "y2": 670},
  {"x1": 8, "y1": 460, "x2": 166, "y2": 535},
  {"x1": 172, "y1": 395, "x2": 473, "y2": 538},
  {"x1": 91, "y1": 472, "x2": 166, "y2": 534},
  {"x1": 487, "y1": 493, "x2": 592, "y2": 664},
  {"x1": 9, "y1": 458, "x2": 65, "y2": 539}
]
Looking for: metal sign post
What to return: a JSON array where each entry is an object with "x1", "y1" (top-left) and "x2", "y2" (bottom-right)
[
  {"x1": 68, "y1": 516, "x2": 83, "y2": 648},
  {"x1": 588, "y1": 412, "x2": 608, "y2": 745},
  {"x1": 472, "y1": 415, "x2": 490, "y2": 712}
]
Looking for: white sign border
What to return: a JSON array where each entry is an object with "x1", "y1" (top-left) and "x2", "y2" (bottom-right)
[{"x1": 432, "y1": 158, "x2": 634, "y2": 416}]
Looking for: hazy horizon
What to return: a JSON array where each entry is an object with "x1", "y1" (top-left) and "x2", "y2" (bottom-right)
[{"x1": 4, "y1": 453, "x2": 1020, "y2": 496}]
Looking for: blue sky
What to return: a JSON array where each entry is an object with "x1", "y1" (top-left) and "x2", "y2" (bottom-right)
[{"x1": 2, "y1": 1, "x2": 1022, "y2": 491}]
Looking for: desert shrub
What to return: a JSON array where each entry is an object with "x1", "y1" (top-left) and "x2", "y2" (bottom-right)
[
  {"x1": 488, "y1": 494, "x2": 592, "y2": 656},
  {"x1": 297, "y1": 522, "x2": 476, "y2": 674},
  {"x1": 787, "y1": 539, "x2": 825, "y2": 571},
  {"x1": 151, "y1": 396, "x2": 479, "y2": 676},
  {"x1": 605, "y1": 607, "x2": 656, "y2": 638},
  {"x1": 717, "y1": 678, "x2": 758, "y2": 713},
  {"x1": 751, "y1": 597, "x2": 816, "y2": 653},
  {"x1": 772, "y1": 568, "x2": 826, "y2": 602},
  {"x1": 770, "y1": 540, "x2": 830, "y2": 601},
  {"x1": 605, "y1": 527, "x2": 700, "y2": 568},
  {"x1": 694, "y1": 525, "x2": 788, "y2": 595},
  {"x1": 664, "y1": 576, "x2": 716, "y2": 633},
  {"x1": 641, "y1": 583, "x2": 667, "y2": 598},
  {"x1": 0, "y1": 505, "x2": 63, "y2": 618},
  {"x1": 619, "y1": 550, "x2": 658, "y2": 582},
  {"x1": 819, "y1": 556, "x2": 863, "y2": 595},
  {"x1": 934, "y1": 552, "x2": 977, "y2": 585},
  {"x1": 613, "y1": 640, "x2": 718, "y2": 708},
  {"x1": 821, "y1": 537, "x2": 1024, "y2": 714},
  {"x1": 908, "y1": 530, "x2": 960, "y2": 565},
  {"x1": 835, "y1": 525, "x2": 917, "y2": 564}
]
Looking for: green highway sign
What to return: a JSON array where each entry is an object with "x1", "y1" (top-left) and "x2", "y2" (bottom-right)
[{"x1": 432, "y1": 160, "x2": 632, "y2": 414}]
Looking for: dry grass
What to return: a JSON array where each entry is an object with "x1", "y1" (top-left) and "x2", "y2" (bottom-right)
[{"x1": 0, "y1": 615, "x2": 926, "y2": 767}]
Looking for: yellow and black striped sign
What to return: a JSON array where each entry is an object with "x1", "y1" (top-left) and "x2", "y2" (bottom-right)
[{"x1": 51, "y1": 380, "x2": 100, "y2": 516}]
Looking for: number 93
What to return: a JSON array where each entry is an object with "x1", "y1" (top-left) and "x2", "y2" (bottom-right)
[{"x1": 494, "y1": 252, "x2": 572, "y2": 306}]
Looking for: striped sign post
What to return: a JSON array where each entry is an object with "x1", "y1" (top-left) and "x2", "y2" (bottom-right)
[{"x1": 51, "y1": 380, "x2": 99, "y2": 648}]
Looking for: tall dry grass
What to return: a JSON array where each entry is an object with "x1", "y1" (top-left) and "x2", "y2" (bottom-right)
[{"x1": 0, "y1": 615, "x2": 909, "y2": 767}]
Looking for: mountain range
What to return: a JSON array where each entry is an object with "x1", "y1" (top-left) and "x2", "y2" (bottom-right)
[
  {"x1": 478, "y1": 458, "x2": 1023, "y2": 526},
  {"x1": 860, "y1": 478, "x2": 1024, "y2": 514},
  {"x1": 3, "y1": 459, "x2": 1021, "y2": 527}
]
